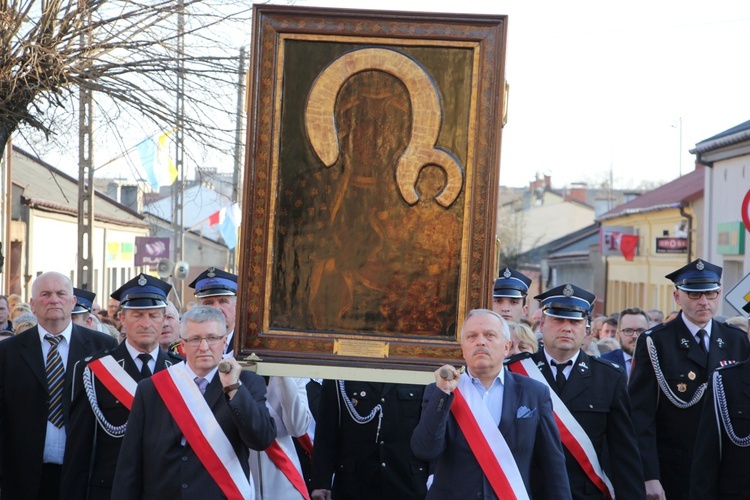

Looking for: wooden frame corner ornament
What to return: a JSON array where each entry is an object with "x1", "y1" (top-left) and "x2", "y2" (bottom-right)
[{"x1": 237, "y1": 5, "x2": 508, "y2": 380}]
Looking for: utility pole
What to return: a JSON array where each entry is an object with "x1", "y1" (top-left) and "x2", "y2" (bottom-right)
[
  {"x1": 77, "y1": 12, "x2": 95, "y2": 291},
  {"x1": 172, "y1": 0, "x2": 186, "y2": 298},
  {"x1": 229, "y1": 47, "x2": 246, "y2": 274}
]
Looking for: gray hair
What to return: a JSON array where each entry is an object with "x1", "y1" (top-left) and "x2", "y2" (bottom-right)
[
  {"x1": 180, "y1": 305, "x2": 227, "y2": 337},
  {"x1": 13, "y1": 313, "x2": 37, "y2": 329},
  {"x1": 461, "y1": 308, "x2": 511, "y2": 342}
]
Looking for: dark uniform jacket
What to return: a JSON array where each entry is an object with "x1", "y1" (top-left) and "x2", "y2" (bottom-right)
[
  {"x1": 311, "y1": 381, "x2": 428, "y2": 500},
  {"x1": 691, "y1": 359, "x2": 750, "y2": 499},
  {"x1": 411, "y1": 371, "x2": 571, "y2": 500},
  {"x1": 0, "y1": 324, "x2": 117, "y2": 499},
  {"x1": 530, "y1": 349, "x2": 645, "y2": 499},
  {"x1": 111, "y1": 368, "x2": 276, "y2": 499},
  {"x1": 61, "y1": 341, "x2": 183, "y2": 499},
  {"x1": 629, "y1": 312, "x2": 750, "y2": 499}
]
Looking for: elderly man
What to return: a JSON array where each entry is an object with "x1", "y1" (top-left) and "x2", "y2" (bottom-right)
[
  {"x1": 602, "y1": 307, "x2": 650, "y2": 377},
  {"x1": 411, "y1": 309, "x2": 570, "y2": 499},
  {"x1": 189, "y1": 267, "x2": 237, "y2": 355},
  {"x1": 629, "y1": 259, "x2": 750, "y2": 500},
  {"x1": 63, "y1": 274, "x2": 183, "y2": 499},
  {"x1": 515, "y1": 284, "x2": 645, "y2": 499},
  {"x1": 491, "y1": 266, "x2": 532, "y2": 323},
  {"x1": 112, "y1": 306, "x2": 276, "y2": 499},
  {"x1": 0, "y1": 272, "x2": 117, "y2": 499}
]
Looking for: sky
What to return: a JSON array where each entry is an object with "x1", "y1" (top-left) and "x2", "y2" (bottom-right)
[{"x1": 271, "y1": 0, "x2": 750, "y2": 189}]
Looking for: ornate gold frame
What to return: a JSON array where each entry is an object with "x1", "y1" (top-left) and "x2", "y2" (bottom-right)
[{"x1": 237, "y1": 5, "x2": 507, "y2": 377}]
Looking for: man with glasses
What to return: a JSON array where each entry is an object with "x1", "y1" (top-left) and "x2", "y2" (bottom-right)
[
  {"x1": 112, "y1": 306, "x2": 275, "y2": 499},
  {"x1": 602, "y1": 307, "x2": 650, "y2": 377},
  {"x1": 629, "y1": 259, "x2": 750, "y2": 500},
  {"x1": 63, "y1": 274, "x2": 182, "y2": 499}
]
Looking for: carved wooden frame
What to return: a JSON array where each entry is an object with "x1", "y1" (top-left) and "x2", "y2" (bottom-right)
[{"x1": 237, "y1": 5, "x2": 507, "y2": 375}]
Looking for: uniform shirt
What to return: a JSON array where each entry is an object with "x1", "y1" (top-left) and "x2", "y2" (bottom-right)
[
  {"x1": 124, "y1": 341, "x2": 159, "y2": 374},
  {"x1": 681, "y1": 315, "x2": 713, "y2": 351},
  {"x1": 544, "y1": 350, "x2": 580, "y2": 380}
]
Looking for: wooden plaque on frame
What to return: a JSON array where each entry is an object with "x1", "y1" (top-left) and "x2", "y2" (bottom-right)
[{"x1": 237, "y1": 5, "x2": 507, "y2": 377}]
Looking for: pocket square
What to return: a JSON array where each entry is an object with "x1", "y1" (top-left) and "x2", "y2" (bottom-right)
[{"x1": 516, "y1": 406, "x2": 536, "y2": 419}]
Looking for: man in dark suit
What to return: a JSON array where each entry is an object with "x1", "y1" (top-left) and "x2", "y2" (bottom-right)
[
  {"x1": 529, "y1": 284, "x2": 645, "y2": 499},
  {"x1": 311, "y1": 379, "x2": 428, "y2": 500},
  {"x1": 602, "y1": 306, "x2": 650, "y2": 378},
  {"x1": 0, "y1": 272, "x2": 117, "y2": 499},
  {"x1": 690, "y1": 358, "x2": 750, "y2": 498},
  {"x1": 62, "y1": 274, "x2": 183, "y2": 499},
  {"x1": 411, "y1": 309, "x2": 570, "y2": 500},
  {"x1": 112, "y1": 305, "x2": 276, "y2": 499},
  {"x1": 629, "y1": 259, "x2": 750, "y2": 500}
]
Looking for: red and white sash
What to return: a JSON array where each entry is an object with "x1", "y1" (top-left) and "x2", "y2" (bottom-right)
[
  {"x1": 87, "y1": 355, "x2": 138, "y2": 410},
  {"x1": 451, "y1": 374, "x2": 530, "y2": 500},
  {"x1": 265, "y1": 440, "x2": 311, "y2": 500},
  {"x1": 508, "y1": 358, "x2": 614, "y2": 499},
  {"x1": 263, "y1": 402, "x2": 311, "y2": 500},
  {"x1": 152, "y1": 363, "x2": 254, "y2": 500}
]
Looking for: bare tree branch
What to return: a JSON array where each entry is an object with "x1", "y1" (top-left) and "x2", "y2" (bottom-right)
[{"x1": 1, "y1": 0, "x2": 254, "y2": 161}]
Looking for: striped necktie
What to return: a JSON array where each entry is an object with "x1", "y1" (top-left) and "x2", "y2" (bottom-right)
[{"x1": 45, "y1": 334, "x2": 65, "y2": 428}]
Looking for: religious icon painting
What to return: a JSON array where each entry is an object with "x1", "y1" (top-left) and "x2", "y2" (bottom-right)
[{"x1": 237, "y1": 5, "x2": 508, "y2": 378}]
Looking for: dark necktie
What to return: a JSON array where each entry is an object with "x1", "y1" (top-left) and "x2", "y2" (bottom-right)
[
  {"x1": 137, "y1": 353, "x2": 152, "y2": 377},
  {"x1": 194, "y1": 377, "x2": 208, "y2": 395},
  {"x1": 45, "y1": 334, "x2": 65, "y2": 428},
  {"x1": 551, "y1": 360, "x2": 572, "y2": 393},
  {"x1": 696, "y1": 329, "x2": 708, "y2": 355}
]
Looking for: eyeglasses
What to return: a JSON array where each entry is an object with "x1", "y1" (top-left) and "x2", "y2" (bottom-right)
[
  {"x1": 685, "y1": 290, "x2": 719, "y2": 300},
  {"x1": 182, "y1": 335, "x2": 225, "y2": 346},
  {"x1": 619, "y1": 328, "x2": 647, "y2": 336}
]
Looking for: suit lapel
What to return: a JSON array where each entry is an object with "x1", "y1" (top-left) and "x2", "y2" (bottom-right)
[
  {"x1": 531, "y1": 351, "x2": 557, "y2": 391},
  {"x1": 499, "y1": 370, "x2": 517, "y2": 437},
  {"x1": 561, "y1": 350, "x2": 591, "y2": 402},
  {"x1": 20, "y1": 327, "x2": 47, "y2": 388},
  {"x1": 708, "y1": 320, "x2": 731, "y2": 368},
  {"x1": 154, "y1": 349, "x2": 173, "y2": 373},
  {"x1": 204, "y1": 375, "x2": 224, "y2": 408}
]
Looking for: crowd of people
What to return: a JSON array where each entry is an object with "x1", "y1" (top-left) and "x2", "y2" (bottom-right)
[{"x1": 0, "y1": 257, "x2": 748, "y2": 499}]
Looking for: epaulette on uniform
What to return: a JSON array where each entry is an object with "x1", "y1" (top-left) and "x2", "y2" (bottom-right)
[
  {"x1": 641, "y1": 321, "x2": 669, "y2": 338},
  {"x1": 165, "y1": 350, "x2": 185, "y2": 363},
  {"x1": 722, "y1": 321, "x2": 747, "y2": 334},
  {"x1": 592, "y1": 355, "x2": 626, "y2": 373}
]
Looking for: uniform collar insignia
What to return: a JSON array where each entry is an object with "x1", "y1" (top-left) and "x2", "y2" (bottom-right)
[
  {"x1": 717, "y1": 338, "x2": 725, "y2": 348},
  {"x1": 578, "y1": 361, "x2": 588, "y2": 370},
  {"x1": 680, "y1": 338, "x2": 690, "y2": 348},
  {"x1": 537, "y1": 360, "x2": 546, "y2": 369}
]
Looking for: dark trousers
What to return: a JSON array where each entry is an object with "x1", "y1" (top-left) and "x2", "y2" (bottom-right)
[{"x1": 38, "y1": 463, "x2": 61, "y2": 500}]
